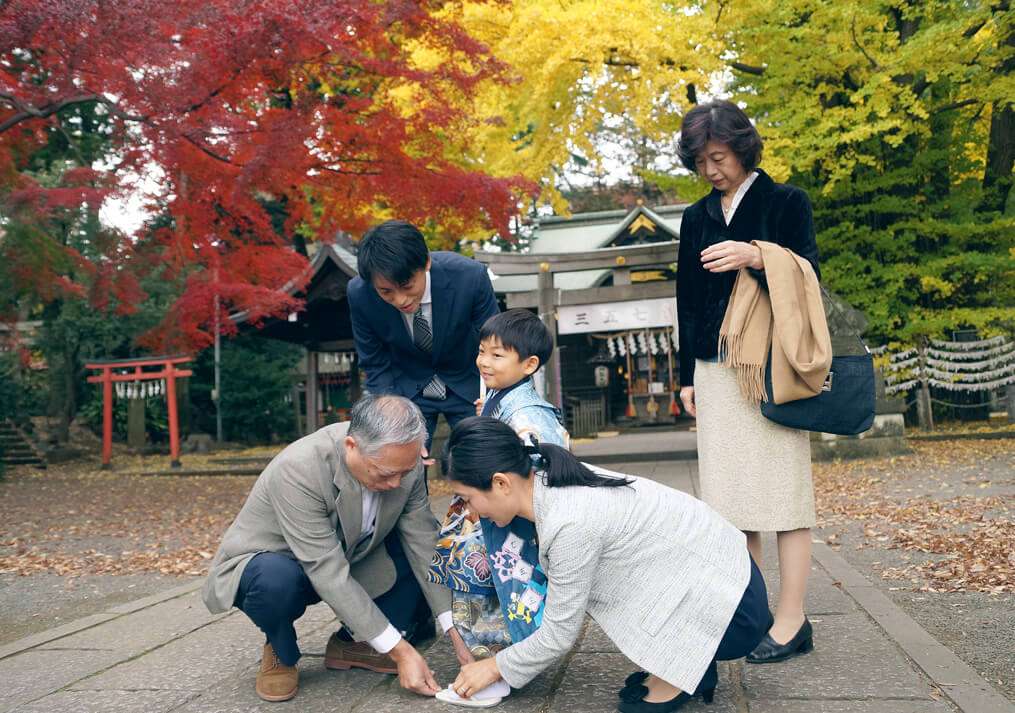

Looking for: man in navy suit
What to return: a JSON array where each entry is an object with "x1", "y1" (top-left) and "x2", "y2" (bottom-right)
[{"x1": 348, "y1": 220, "x2": 500, "y2": 454}]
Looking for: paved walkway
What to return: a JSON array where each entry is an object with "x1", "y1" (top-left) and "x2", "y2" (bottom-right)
[
  {"x1": 572, "y1": 430, "x2": 697, "y2": 463},
  {"x1": 1, "y1": 458, "x2": 1011, "y2": 713}
]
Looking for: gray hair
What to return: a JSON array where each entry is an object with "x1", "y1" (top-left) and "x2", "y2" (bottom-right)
[{"x1": 347, "y1": 393, "x2": 427, "y2": 458}]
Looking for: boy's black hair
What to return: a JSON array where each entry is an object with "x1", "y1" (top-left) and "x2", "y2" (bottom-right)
[
  {"x1": 479, "y1": 309, "x2": 554, "y2": 370},
  {"x1": 357, "y1": 220, "x2": 430, "y2": 285}
]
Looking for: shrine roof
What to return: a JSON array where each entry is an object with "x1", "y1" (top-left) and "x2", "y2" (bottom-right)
[{"x1": 488, "y1": 203, "x2": 687, "y2": 294}]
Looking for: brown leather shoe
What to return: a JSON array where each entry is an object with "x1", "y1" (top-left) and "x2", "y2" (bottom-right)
[
  {"x1": 324, "y1": 633, "x2": 398, "y2": 674},
  {"x1": 256, "y1": 643, "x2": 298, "y2": 702}
]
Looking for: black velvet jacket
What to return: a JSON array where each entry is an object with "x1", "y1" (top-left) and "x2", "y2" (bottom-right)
[{"x1": 676, "y1": 169, "x2": 820, "y2": 387}]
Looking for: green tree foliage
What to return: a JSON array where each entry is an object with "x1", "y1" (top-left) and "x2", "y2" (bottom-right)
[
  {"x1": 188, "y1": 334, "x2": 303, "y2": 444},
  {"x1": 717, "y1": 0, "x2": 1014, "y2": 341}
]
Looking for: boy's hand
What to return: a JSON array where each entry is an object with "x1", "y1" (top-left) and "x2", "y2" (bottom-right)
[
  {"x1": 420, "y1": 446, "x2": 436, "y2": 467},
  {"x1": 473, "y1": 398, "x2": 484, "y2": 416},
  {"x1": 447, "y1": 627, "x2": 475, "y2": 666},
  {"x1": 679, "y1": 386, "x2": 696, "y2": 418}
]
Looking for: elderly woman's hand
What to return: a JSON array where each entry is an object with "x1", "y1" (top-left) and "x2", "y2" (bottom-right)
[
  {"x1": 452, "y1": 657, "x2": 502, "y2": 699},
  {"x1": 701, "y1": 240, "x2": 763, "y2": 273}
]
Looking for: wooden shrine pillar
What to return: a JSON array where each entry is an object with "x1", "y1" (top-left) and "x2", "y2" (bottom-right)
[
  {"x1": 537, "y1": 264, "x2": 561, "y2": 409},
  {"x1": 101, "y1": 369, "x2": 113, "y2": 469},
  {"x1": 165, "y1": 366, "x2": 181, "y2": 468},
  {"x1": 305, "y1": 350, "x2": 319, "y2": 434}
]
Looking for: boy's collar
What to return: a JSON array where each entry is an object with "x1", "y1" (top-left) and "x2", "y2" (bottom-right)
[
  {"x1": 490, "y1": 375, "x2": 532, "y2": 394},
  {"x1": 482, "y1": 376, "x2": 533, "y2": 418}
]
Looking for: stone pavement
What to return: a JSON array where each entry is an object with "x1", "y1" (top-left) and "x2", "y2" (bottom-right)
[
  {"x1": 2, "y1": 459, "x2": 1012, "y2": 713},
  {"x1": 572, "y1": 429, "x2": 697, "y2": 464}
]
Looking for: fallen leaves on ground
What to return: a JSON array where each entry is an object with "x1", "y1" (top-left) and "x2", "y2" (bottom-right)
[
  {"x1": 815, "y1": 439, "x2": 1014, "y2": 594},
  {"x1": 0, "y1": 450, "x2": 457, "y2": 579},
  {"x1": 0, "y1": 455, "x2": 259, "y2": 578}
]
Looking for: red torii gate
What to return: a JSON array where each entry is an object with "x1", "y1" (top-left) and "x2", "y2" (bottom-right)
[{"x1": 85, "y1": 355, "x2": 193, "y2": 469}]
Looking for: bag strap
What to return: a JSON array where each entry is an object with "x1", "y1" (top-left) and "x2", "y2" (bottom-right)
[{"x1": 818, "y1": 283, "x2": 871, "y2": 355}]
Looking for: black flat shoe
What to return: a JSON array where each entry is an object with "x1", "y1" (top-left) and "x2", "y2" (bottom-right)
[
  {"x1": 746, "y1": 617, "x2": 814, "y2": 664},
  {"x1": 618, "y1": 671, "x2": 649, "y2": 697},
  {"x1": 616, "y1": 686, "x2": 715, "y2": 713}
]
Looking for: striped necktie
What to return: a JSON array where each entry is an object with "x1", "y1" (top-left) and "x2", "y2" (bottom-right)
[{"x1": 413, "y1": 307, "x2": 446, "y2": 400}]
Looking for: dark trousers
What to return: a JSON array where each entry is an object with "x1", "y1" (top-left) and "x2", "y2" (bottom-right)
[
  {"x1": 234, "y1": 533, "x2": 426, "y2": 666},
  {"x1": 696, "y1": 557, "x2": 769, "y2": 694},
  {"x1": 414, "y1": 391, "x2": 476, "y2": 450}
]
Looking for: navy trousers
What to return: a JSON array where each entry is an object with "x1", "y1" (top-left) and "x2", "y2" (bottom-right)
[
  {"x1": 695, "y1": 557, "x2": 769, "y2": 694},
  {"x1": 234, "y1": 533, "x2": 426, "y2": 666},
  {"x1": 414, "y1": 391, "x2": 475, "y2": 450}
]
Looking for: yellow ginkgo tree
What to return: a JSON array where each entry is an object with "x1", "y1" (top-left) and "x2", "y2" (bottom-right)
[{"x1": 430, "y1": 0, "x2": 723, "y2": 215}]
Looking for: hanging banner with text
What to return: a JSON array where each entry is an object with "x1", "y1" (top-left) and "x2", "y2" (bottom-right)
[{"x1": 557, "y1": 297, "x2": 677, "y2": 335}]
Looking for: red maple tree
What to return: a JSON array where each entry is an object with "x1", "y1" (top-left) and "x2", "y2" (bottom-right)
[{"x1": 0, "y1": 0, "x2": 531, "y2": 350}]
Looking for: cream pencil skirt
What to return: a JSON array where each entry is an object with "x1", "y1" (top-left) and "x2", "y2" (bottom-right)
[{"x1": 694, "y1": 358, "x2": 816, "y2": 532}]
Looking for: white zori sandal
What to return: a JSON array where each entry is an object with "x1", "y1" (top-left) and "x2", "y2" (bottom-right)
[{"x1": 435, "y1": 680, "x2": 510, "y2": 708}]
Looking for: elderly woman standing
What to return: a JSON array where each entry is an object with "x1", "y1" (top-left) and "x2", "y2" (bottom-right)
[{"x1": 676, "y1": 100, "x2": 820, "y2": 663}]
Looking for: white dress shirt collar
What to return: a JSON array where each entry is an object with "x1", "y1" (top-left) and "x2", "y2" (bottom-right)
[
  {"x1": 722, "y1": 170, "x2": 759, "y2": 225},
  {"x1": 400, "y1": 269, "x2": 433, "y2": 334}
]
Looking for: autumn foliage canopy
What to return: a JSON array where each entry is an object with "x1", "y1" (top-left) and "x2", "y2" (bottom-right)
[{"x1": 0, "y1": 0, "x2": 532, "y2": 350}]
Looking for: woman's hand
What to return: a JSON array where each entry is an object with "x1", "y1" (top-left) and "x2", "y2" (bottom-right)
[
  {"x1": 452, "y1": 657, "x2": 502, "y2": 699},
  {"x1": 701, "y1": 240, "x2": 762, "y2": 273},
  {"x1": 679, "y1": 386, "x2": 696, "y2": 418},
  {"x1": 447, "y1": 628, "x2": 475, "y2": 667}
]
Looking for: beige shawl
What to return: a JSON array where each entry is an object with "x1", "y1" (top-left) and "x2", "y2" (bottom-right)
[{"x1": 719, "y1": 241, "x2": 832, "y2": 404}]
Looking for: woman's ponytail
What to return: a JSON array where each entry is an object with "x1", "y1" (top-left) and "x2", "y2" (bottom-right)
[
  {"x1": 445, "y1": 416, "x2": 633, "y2": 491},
  {"x1": 529, "y1": 440, "x2": 633, "y2": 489}
]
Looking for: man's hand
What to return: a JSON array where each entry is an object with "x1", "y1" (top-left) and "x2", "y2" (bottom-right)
[
  {"x1": 473, "y1": 398, "x2": 484, "y2": 416},
  {"x1": 680, "y1": 386, "x2": 697, "y2": 418},
  {"x1": 701, "y1": 240, "x2": 763, "y2": 273},
  {"x1": 447, "y1": 627, "x2": 475, "y2": 666},
  {"x1": 420, "y1": 445, "x2": 436, "y2": 468},
  {"x1": 389, "y1": 639, "x2": 439, "y2": 696},
  {"x1": 452, "y1": 657, "x2": 502, "y2": 699}
]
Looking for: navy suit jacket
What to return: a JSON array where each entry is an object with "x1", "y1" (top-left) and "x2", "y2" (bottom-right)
[{"x1": 348, "y1": 251, "x2": 500, "y2": 402}]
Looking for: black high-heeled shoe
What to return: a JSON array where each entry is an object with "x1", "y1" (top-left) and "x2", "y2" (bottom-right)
[
  {"x1": 746, "y1": 617, "x2": 814, "y2": 664},
  {"x1": 616, "y1": 685, "x2": 716, "y2": 713}
]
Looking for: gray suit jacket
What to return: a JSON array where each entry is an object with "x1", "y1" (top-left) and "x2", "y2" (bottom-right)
[
  {"x1": 201, "y1": 422, "x2": 451, "y2": 642},
  {"x1": 495, "y1": 473, "x2": 750, "y2": 693}
]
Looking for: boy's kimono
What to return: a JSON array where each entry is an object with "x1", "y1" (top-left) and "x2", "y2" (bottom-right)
[{"x1": 429, "y1": 377, "x2": 568, "y2": 655}]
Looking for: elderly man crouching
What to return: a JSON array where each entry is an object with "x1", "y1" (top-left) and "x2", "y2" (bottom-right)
[{"x1": 202, "y1": 394, "x2": 470, "y2": 702}]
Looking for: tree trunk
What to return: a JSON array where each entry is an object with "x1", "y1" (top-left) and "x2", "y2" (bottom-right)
[
  {"x1": 979, "y1": 7, "x2": 1014, "y2": 214},
  {"x1": 926, "y1": 81, "x2": 955, "y2": 202},
  {"x1": 979, "y1": 101, "x2": 1014, "y2": 214}
]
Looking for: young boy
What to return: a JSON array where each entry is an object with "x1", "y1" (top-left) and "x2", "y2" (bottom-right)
[
  {"x1": 431, "y1": 309, "x2": 568, "y2": 707},
  {"x1": 474, "y1": 309, "x2": 569, "y2": 447},
  {"x1": 348, "y1": 220, "x2": 500, "y2": 452}
]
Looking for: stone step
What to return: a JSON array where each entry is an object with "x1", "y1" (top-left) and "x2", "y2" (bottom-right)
[
  {"x1": 2, "y1": 446, "x2": 36, "y2": 456},
  {"x1": 0, "y1": 419, "x2": 46, "y2": 468},
  {"x1": 1, "y1": 455, "x2": 45, "y2": 465}
]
